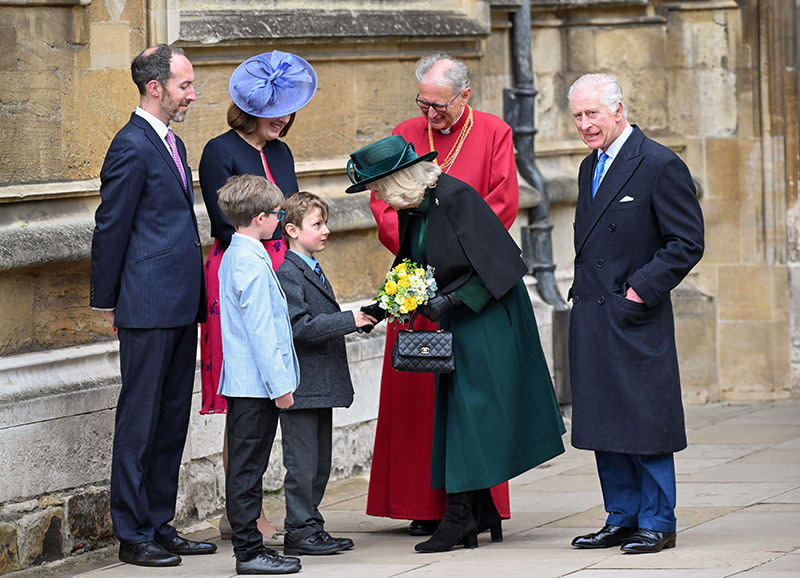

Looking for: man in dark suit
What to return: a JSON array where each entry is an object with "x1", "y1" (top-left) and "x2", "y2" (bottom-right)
[
  {"x1": 90, "y1": 44, "x2": 216, "y2": 567},
  {"x1": 566, "y1": 74, "x2": 704, "y2": 554}
]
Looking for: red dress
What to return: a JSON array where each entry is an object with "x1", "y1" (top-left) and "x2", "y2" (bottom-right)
[
  {"x1": 366, "y1": 108, "x2": 520, "y2": 519},
  {"x1": 199, "y1": 152, "x2": 286, "y2": 414}
]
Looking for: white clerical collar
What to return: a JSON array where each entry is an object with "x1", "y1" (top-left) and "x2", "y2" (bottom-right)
[
  {"x1": 439, "y1": 106, "x2": 466, "y2": 135},
  {"x1": 602, "y1": 123, "x2": 633, "y2": 161}
]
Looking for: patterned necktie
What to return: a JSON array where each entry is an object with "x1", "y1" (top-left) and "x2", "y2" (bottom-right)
[
  {"x1": 313, "y1": 261, "x2": 326, "y2": 285},
  {"x1": 165, "y1": 129, "x2": 187, "y2": 190},
  {"x1": 591, "y1": 151, "x2": 609, "y2": 199}
]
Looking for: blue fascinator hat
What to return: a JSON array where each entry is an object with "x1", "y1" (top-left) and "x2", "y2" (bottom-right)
[{"x1": 229, "y1": 51, "x2": 317, "y2": 118}]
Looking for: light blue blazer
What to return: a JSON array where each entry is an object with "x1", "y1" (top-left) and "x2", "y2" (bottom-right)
[{"x1": 218, "y1": 234, "x2": 300, "y2": 399}]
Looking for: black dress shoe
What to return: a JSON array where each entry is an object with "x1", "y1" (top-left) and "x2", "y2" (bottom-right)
[
  {"x1": 118, "y1": 541, "x2": 181, "y2": 567},
  {"x1": 571, "y1": 524, "x2": 637, "y2": 549},
  {"x1": 620, "y1": 529, "x2": 676, "y2": 554},
  {"x1": 283, "y1": 530, "x2": 343, "y2": 555},
  {"x1": 320, "y1": 530, "x2": 354, "y2": 550},
  {"x1": 408, "y1": 519, "x2": 440, "y2": 536},
  {"x1": 236, "y1": 547, "x2": 301, "y2": 575},
  {"x1": 157, "y1": 535, "x2": 218, "y2": 555}
]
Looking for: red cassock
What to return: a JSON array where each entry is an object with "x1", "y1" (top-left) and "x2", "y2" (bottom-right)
[{"x1": 366, "y1": 108, "x2": 520, "y2": 520}]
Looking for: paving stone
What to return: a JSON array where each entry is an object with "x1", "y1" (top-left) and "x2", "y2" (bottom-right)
[
  {"x1": 678, "y1": 481, "x2": 796, "y2": 506},
  {"x1": 519, "y1": 474, "x2": 603, "y2": 494},
  {"x1": 590, "y1": 549, "x2": 781, "y2": 572},
  {"x1": 678, "y1": 507, "x2": 800, "y2": 552},
  {"x1": 680, "y1": 460, "x2": 800, "y2": 483},
  {"x1": 546, "y1": 505, "x2": 733, "y2": 532},
  {"x1": 675, "y1": 458, "x2": 731, "y2": 475},
  {"x1": 761, "y1": 488, "x2": 800, "y2": 503},
  {"x1": 722, "y1": 407, "x2": 800, "y2": 425},
  {"x1": 688, "y1": 424, "x2": 800, "y2": 445},
  {"x1": 739, "y1": 552, "x2": 800, "y2": 575},
  {"x1": 570, "y1": 570, "x2": 730, "y2": 577},
  {"x1": 683, "y1": 403, "x2": 759, "y2": 429},
  {"x1": 775, "y1": 438, "x2": 800, "y2": 449},
  {"x1": 736, "y1": 448, "x2": 800, "y2": 464},
  {"x1": 678, "y1": 443, "x2": 767, "y2": 461}
]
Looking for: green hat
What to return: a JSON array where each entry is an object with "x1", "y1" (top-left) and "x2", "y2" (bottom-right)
[{"x1": 345, "y1": 135, "x2": 438, "y2": 194}]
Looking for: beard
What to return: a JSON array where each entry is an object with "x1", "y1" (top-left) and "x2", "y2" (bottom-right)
[{"x1": 160, "y1": 91, "x2": 188, "y2": 123}]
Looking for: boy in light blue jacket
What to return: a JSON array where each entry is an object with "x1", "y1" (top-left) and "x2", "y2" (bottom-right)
[{"x1": 216, "y1": 174, "x2": 301, "y2": 576}]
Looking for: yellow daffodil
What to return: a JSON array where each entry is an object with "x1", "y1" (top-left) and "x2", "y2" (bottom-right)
[
  {"x1": 395, "y1": 263, "x2": 407, "y2": 272},
  {"x1": 384, "y1": 280, "x2": 398, "y2": 295},
  {"x1": 404, "y1": 296, "x2": 418, "y2": 311},
  {"x1": 398, "y1": 277, "x2": 411, "y2": 289}
]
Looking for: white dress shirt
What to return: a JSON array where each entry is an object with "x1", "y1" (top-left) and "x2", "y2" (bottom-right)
[
  {"x1": 596, "y1": 122, "x2": 634, "y2": 184},
  {"x1": 135, "y1": 106, "x2": 172, "y2": 153}
]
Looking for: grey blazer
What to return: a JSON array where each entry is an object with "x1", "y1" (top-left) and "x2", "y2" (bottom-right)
[{"x1": 276, "y1": 251, "x2": 357, "y2": 410}]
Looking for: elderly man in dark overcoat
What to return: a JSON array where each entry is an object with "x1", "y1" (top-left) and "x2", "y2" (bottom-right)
[{"x1": 566, "y1": 73, "x2": 704, "y2": 554}]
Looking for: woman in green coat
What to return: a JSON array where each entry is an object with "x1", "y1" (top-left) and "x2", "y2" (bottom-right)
[{"x1": 346, "y1": 135, "x2": 566, "y2": 553}]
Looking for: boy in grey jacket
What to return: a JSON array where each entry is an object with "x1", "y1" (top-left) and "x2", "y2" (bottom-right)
[{"x1": 276, "y1": 191, "x2": 376, "y2": 555}]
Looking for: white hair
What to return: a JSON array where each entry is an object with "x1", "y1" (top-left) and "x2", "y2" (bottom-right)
[
  {"x1": 568, "y1": 73, "x2": 626, "y2": 118},
  {"x1": 372, "y1": 162, "x2": 442, "y2": 210},
  {"x1": 415, "y1": 53, "x2": 470, "y2": 94}
]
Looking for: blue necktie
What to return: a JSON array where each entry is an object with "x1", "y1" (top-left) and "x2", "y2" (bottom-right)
[
  {"x1": 592, "y1": 151, "x2": 609, "y2": 198},
  {"x1": 313, "y1": 261, "x2": 326, "y2": 285}
]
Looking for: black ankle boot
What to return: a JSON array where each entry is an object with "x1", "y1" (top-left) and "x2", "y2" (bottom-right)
[
  {"x1": 473, "y1": 488, "x2": 503, "y2": 543},
  {"x1": 414, "y1": 491, "x2": 478, "y2": 553}
]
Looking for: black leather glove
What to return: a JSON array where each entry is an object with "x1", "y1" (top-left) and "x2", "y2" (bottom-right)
[
  {"x1": 419, "y1": 292, "x2": 462, "y2": 322},
  {"x1": 360, "y1": 302, "x2": 386, "y2": 323}
]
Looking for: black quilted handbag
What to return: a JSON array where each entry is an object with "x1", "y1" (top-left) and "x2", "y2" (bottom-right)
[{"x1": 391, "y1": 311, "x2": 454, "y2": 373}]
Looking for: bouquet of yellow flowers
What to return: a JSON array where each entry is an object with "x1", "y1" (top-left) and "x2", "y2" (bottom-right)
[{"x1": 375, "y1": 259, "x2": 437, "y2": 323}]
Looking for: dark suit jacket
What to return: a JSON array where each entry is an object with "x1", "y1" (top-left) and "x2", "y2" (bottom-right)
[
  {"x1": 395, "y1": 173, "x2": 528, "y2": 300},
  {"x1": 90, "y1": 113, "x2": 206, "y2": 328},
  {"x1": 568, "y1": 125, "x2": 704, "y2": 454},
  {"x1": 199, "y1": 129, "x2": 298, "y2": 249},
  {"x1": 276, "y1": 251, "x2": 357, "y2": 410}
]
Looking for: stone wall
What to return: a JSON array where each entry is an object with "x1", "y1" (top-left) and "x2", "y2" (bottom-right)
[{"x1": 1, "y1": 0, "x2": 798, "y2": 573}]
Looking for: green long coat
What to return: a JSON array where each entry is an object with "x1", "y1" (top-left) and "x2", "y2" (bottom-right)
[{"x1": 401, "y1": 183, "x2": 566, "y2": 494}]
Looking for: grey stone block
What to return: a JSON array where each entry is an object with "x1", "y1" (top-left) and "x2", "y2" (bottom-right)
[{"x1": 179, "y1": 9, "x2": 490, "y2": 44}]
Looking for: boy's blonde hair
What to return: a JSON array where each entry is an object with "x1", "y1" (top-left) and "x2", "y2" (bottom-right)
[
  {"x1": 217, "y1": 174, "x2": 283, "y2": 228},
  {"x1": 282, "y1": 191, "x2": 330, "y2": 233}
]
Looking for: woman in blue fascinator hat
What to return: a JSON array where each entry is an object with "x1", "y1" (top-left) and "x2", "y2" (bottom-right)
[{"x1": 197, "y1": 50, "x2": 317, "y2": 547}]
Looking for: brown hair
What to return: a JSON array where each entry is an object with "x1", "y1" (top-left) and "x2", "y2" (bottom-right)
[
  {"x1": 217, "y1": 174, "x2": 284, "y2": 229},
  {"x1": 226, "y1": 102, "x2": 295, "y2": 138},
  {"x1": 282, "y1": 191, "x2": 329, "y2": 234}
]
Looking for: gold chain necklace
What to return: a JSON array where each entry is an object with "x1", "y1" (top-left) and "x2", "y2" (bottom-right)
[{"x1": 428, "y1": 106, "x2": 474, "y2": 173}]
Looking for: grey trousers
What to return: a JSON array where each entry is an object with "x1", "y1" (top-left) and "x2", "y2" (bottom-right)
[{"x1": 280, "y1": 407, "x2": 333, "y2": 540}]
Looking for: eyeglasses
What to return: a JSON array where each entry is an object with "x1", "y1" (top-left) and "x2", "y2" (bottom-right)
[
  {"x1": 251, "y1": 209, "x2": 286, "y2": 222},
  {"x1": 415, "y1": 92, "x2": 462, "y2": 114}
]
